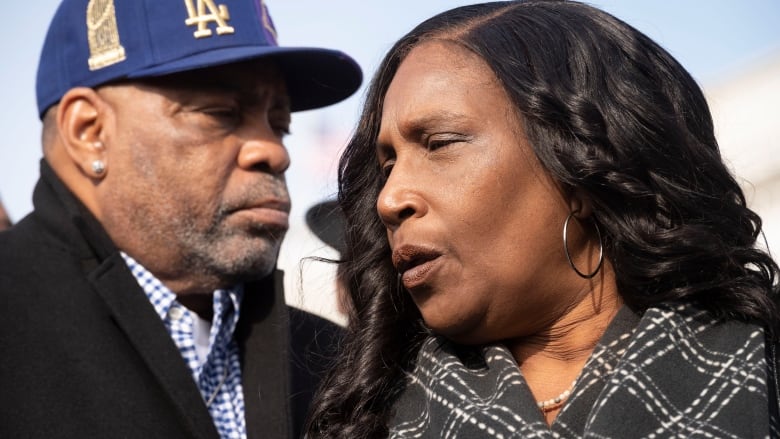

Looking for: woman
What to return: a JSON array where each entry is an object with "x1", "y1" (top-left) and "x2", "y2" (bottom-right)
[{"x1": 306, "y1": 1, "x2": 780, "y2": 437}]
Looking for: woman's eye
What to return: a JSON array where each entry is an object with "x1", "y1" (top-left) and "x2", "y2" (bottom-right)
[
  {"x1": 425, "y1": 134, "x2": 464, "y2": 151},
  {"x1": 427, "y1": 139, "x2": 452, "y2": 151},
  {"x1": 380, "y1": 159, "x2": 395, "y2": 179}
]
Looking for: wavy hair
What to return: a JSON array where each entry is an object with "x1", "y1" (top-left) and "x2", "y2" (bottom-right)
[{"x1": 305, "y1": 1, "x2": 779, "y2": 436}]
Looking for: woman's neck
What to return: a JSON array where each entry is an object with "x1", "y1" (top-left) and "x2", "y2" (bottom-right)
[{"x1": 505, "y1": 277, "x2": 622, "y2": 425}]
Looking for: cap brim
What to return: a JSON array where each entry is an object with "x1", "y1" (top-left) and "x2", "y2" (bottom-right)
[{"x1": 127, "y1": 45, "x2": 362, "y2": 112}]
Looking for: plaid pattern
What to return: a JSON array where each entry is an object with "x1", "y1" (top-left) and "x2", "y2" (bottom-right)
[
  {"x1": 122, "y1": 253, "x2": 246, "y2": 439},
  {"x1": 389, "y1": 303, "x2": 777, "y2": 438}
]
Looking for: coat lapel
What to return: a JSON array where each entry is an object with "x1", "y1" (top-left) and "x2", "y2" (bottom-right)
[
  {"x1": 33, "y1": 163, "x2": 218, "y2": 437},
  {"x1": 238, "y1": 271, "x2": 292, "y2": 439},
  {"x1": 89, "y1": 253, "x2": 219, "y2": 439}
]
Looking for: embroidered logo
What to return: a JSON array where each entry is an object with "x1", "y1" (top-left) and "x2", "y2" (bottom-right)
[
  {"x1": 184, "y1": 0, "x2": 235, "y2": 39},
  {"x1": 256, "y1": 0, "x2": 278, "y2": 45},
  {"x1": 86, "y1": 0, "x2": 127, "y2": 71}
]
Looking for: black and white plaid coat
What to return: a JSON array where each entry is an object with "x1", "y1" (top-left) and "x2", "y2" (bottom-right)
[{"x1": 390, "y1": 303, "x2": 779, "y2": 438}]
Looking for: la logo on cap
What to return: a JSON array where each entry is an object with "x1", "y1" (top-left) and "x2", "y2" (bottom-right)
[{"x1": 184, "y1": 0, "x2": 235, "y2": 39}]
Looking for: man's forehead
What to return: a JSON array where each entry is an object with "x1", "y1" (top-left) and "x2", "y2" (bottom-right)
[
  {"x1": 166, "y1": 59, "x2": 286, "y2": 89},
  {"x1": 129, "y1": 59, "x2": 290, "y2": 103}
]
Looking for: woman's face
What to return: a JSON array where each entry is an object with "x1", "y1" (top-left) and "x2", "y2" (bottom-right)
[{"x1": 376, "y1": 41, "x2": 593, "y2": 344}]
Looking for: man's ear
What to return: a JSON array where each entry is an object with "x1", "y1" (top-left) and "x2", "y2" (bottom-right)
[{"x1": 56, "y1": 87, "x2": 109, "y2": 179}]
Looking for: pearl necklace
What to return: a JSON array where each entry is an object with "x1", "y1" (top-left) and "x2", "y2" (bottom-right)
[{"x1": 537, "y1": 380, "x2": 577, "y2": 412}]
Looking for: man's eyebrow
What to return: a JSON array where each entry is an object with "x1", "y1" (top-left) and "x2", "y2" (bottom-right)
[
  {"x1": 169, "y1": 77, "x2": 245, "y2": 95},
  {"x1": 147, "y1": 68, "x2": 291, "y2": 110},
  {"x1": 176, "y1": 79, "x2": 290, "y2": 108}
]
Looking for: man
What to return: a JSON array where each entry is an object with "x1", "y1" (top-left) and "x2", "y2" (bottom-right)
[{"x1": 0, "y1": 1, "x2": 361, "y2": 438}]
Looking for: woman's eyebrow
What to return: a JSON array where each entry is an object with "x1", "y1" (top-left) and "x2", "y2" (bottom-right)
[{"x1": 397, "y1": 111, "x2": 473, "y2": 137}]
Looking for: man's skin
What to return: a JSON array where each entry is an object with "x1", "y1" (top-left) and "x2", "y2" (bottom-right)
[
  {"x1": 0, "y1": 200, "x2": 10, "y2": 230},
  {"x1": 44, "y1": 59, "x2": 293, "y2": 317}
]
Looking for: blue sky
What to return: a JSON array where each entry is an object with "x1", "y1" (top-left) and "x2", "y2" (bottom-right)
[{"x1": 1, "y1": 0, "x2": 779, "y2": 222}]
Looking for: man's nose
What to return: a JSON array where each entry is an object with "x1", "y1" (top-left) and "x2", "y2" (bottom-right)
[{"x1": 236, "y1": 125, "x2": 291, "y2": 174}]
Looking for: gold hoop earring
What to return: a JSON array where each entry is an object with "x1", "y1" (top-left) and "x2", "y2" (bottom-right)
[{"x1": 562, "y1": 211, "x2": 604, "y2": 279}]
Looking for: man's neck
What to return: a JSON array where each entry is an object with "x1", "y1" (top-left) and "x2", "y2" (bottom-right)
[{"x1": 177, "y1": 294, "x2": 216, "y2": 321}]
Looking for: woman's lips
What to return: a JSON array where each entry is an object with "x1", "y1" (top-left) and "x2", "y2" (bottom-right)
[
  {"x1": 400, "y1": 257, "x2": 441, "y2": 289},
  {"x1": 392, "y1": 245, "x2": 442, "y2": 289}
]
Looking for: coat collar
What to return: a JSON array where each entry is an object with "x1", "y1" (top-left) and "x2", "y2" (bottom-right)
[{"x1": 33, "y1": 160, "x2": 116, "y2": 265}]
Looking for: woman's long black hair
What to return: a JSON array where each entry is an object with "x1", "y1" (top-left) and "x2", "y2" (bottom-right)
[{"x1": 306, "y1": 1, "x2": 779, "y2": 436}]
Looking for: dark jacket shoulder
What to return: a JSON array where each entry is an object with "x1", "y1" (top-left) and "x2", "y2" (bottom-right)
[{"x1": 288, "y1": 306, "x2": 343, "y2": 429}]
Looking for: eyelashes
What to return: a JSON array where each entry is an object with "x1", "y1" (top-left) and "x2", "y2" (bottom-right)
[
  {"x1": 380, "y1": 158, "x2": 395, "y2": 179},
  {"x1": 198, "y1": 105, "x2": 290, "y2": 138},
  {"x1": 376, "y1": 133, "x2": 470, "y2": 180}
]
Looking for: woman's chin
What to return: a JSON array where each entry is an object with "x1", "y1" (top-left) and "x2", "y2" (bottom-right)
[{"x1": 420, "y1": 309, "x2": 489, "y2": 345}]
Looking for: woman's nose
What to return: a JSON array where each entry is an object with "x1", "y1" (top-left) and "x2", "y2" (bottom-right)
[{"x1": 376, "y1": 162, "x2": 427, "y2": 231}]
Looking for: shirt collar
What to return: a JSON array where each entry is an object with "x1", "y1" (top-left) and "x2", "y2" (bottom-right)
[{"x1": 120, "y1": 252, "x2": 243, "y2": 329}]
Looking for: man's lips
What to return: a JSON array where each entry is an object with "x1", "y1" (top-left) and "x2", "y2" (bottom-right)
[{"x1": 230, "y1": 200, "x2": 291, "y2": 229}]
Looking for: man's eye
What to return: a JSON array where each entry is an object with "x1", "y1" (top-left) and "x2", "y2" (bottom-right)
[
  {"x1": 204, "y1": 107, "x2": 239, "y2": 120},
  {"x1": 271, "y1": 121, "x2": 291, "y2": 138}
]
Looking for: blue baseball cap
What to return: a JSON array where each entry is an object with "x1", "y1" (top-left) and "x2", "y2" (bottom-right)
[{"x1": 36, "y1": 0, "x2": 362, "y2": 118}]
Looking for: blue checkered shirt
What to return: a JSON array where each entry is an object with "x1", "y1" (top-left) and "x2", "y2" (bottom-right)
[{"x1": 121, "y1": 253, "x2": 246, "y2": 439}]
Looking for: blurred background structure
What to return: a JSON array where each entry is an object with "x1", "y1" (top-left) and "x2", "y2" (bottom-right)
[
  {"x1": 706, "y1": 55, "x2": 780, "y2": 260},
  {"x1": 1, "y1": 1, "x2": 778, "y2": 324}
]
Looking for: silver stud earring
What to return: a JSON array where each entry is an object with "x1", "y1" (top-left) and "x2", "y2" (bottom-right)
[{"x1": 91, "y1": 160, "x2": 106, "y2": 175}]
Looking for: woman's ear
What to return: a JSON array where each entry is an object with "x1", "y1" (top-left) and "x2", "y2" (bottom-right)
[
  {"x1": 56, "y1": 87, "x2": 109, "y2": 179},
  {"x1": 569, "y1": 187, "x2": 593, "y2": 218}
]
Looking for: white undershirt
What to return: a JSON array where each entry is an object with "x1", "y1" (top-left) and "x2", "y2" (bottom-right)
[{"x1": 192, "y1": 313, "x2": 212, "y2": 367}]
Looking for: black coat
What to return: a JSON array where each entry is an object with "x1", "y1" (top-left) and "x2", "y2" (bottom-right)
[{"x1": 0, "y1": 161, "x2": 339, "y2": 438}]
